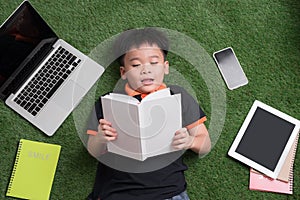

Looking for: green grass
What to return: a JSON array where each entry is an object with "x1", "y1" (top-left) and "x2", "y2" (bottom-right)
[{"x1": 1, "y1": 0, "x2": 299, "y2": 199}]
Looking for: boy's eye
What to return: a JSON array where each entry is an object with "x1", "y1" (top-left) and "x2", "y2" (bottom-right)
[
  {"x1": 150, "y1": 62, "x2": 158, "y2": 65},
  {"x1": 132, "y1": 64, "x2": 141, "y2": 67}
]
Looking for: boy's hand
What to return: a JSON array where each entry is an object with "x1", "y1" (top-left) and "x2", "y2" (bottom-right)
[
  {"x1": 97, "y1": 119, "x2": 117, "y2": 142},
  {"x1": 172, "y1": 128, "x2": 194, "y2": 150}
]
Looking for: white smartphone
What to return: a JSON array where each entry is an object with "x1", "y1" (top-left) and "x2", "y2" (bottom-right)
[{"x1": 213, "y1": 47, "x2": 248, "y2": 90}]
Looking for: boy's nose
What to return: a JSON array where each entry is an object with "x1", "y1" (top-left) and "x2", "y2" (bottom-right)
[{"x1": 140, "y1": 64, "x2": 151, "y2": 74}]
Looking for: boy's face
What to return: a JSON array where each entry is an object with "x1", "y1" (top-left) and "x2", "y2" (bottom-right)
[{"x1": 120, "y1": 43, "x2": 169, "y2": 94}]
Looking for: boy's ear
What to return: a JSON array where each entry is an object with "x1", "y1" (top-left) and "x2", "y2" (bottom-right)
[
  {"x1": 164, "y1": 61, "x2": 170, "y2": 75},
  {"x1": 120, "y1": 66, "x2": 127, "y2": 80}
]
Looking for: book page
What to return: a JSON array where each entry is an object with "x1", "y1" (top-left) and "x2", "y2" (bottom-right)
[
  {"x1": 103, "y1": 93, "x2": 139, "y2": 105},
  {"x1": 101, "y1": 97, "x2": 143, "y2": 160},
  {"x1": 140, "y1": 94, "x2": 182, "y2": 159},
  {"x1": 142, "y1": 88, "x2": 171, "y2": 101}
]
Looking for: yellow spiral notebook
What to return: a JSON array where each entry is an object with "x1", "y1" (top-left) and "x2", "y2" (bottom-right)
[{"x1": 6, "y1": 139, "x2": 61, "y2": 200}]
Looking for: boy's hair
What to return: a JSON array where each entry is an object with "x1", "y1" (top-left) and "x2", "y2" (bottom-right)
[{"x1": 113, "y1": 27, "x2": 169, "y2": 66}]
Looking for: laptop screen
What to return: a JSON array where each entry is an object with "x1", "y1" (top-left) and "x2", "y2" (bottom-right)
[{"x1": 0, "y1": 1, "x2": 57, "y2": 98}]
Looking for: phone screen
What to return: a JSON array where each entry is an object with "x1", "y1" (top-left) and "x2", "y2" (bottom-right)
[{"x1": 213, "y1": 47, "x2": 248, "y2": 90}]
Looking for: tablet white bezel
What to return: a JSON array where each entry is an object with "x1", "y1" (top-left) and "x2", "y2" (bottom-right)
[{"x1": 228, "y1": 100, "x2": 300, "y2": 179}]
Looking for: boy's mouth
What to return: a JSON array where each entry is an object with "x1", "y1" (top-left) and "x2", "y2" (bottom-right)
[{"x1": 141, "y1": 78, "x2": 154, "y2": 85}]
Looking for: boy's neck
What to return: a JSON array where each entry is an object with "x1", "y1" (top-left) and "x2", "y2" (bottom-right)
[{"x1": 125, "y1": 83, "x2": 167, "y2": 98}]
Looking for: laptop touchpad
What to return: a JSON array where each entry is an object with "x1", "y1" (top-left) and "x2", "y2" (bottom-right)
[{"x1": 52, "y1": 80, "x2": 85, "y2": 111}]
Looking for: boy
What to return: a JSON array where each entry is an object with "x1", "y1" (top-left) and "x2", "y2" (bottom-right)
[{"x1": 86, "y1": 27, "x2": 211, "y2": 200}]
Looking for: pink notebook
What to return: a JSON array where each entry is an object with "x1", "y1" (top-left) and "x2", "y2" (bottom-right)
[{"x1": 249, "y1": 169, "x2": 293, "y2": 194}]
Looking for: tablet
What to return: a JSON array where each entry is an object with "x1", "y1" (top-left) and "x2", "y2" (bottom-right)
[{"x1": 228, "y1": 100, "x2": 300, "y2": 179}]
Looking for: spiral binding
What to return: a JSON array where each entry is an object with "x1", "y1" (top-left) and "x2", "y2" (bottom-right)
[
  {"x1": 6, "y1": 140, "x2": 23, "y2": 194},
  {"x1": 289, "y1": 133, "x2": 299, "y2": 192}
]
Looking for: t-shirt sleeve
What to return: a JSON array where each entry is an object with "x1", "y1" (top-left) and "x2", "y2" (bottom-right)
[{"x1": 87, "y1": 100, "x2": 103, "y2": 135}]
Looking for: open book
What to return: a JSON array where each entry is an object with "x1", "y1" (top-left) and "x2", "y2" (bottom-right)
[{"x1": 101, "y1": 88, "x2": 182, "y2": 161}]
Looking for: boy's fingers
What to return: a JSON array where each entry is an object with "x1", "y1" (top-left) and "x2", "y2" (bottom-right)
[
  {"x1": 105, "y1": 135, "x2": 117, "y2": 141},
  {"x1": 174, "y1": 129, "x2": 188, "y2": 140},
  {"x1": 101, "y1": 130, "x2": 117, "y2": 141},
  {"x1": 173, "y1": 133, "x2": 185, "y2": 140},
  {"x1": 172, "y1": 129, "x2": 193, "y2": 150},
  {"x1": 102, "y1": 124, "x2": 116, "y2": 133},
  {"x1": 99, "y1": 119, "x2": 112, "y2": 126},
  {"x1": 172, "y1": 137, "x2": 186, "y2": 146},
  {"x1": 98, "y1": 119, "x2": 116, "y2": 134},
  {"x1": 172, "y1": 142, "x2": 184, "y2": 150}
]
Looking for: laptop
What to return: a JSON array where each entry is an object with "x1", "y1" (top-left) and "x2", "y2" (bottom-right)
[
  {"x1": 0, "y1": 1, "x2": 104, "y2": 136},
  {"x1": 228, "y1": 100, "x2": 300, "y2": 179}
]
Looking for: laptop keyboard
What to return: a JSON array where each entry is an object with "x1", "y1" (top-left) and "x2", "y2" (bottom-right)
[{"x1": 13, "y1": 46, "x2": 81, "y2": 116}]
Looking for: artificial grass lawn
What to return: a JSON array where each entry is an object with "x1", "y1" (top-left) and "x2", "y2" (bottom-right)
[{"x1": 0, "y1": 0, "x2": 299, "y2": 199}]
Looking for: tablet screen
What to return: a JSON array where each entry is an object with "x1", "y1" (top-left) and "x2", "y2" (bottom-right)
[{"x1": 235, "y1": 107, "x2": 295, "y2": 171}]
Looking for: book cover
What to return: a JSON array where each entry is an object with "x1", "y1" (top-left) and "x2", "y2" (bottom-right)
[
  {"x1": 101, "y1": 88, "x2": 182, "y2": 161},
  {"x1": 249, "y1": 168, "x2": 293, "y2": 195},
  {"x1": 6, "y1": 139, "x2": 61, "y2": 200}
]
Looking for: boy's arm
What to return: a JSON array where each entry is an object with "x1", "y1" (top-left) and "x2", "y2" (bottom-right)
[
  {"x1": 87, "y1": 119, "x2": 117, "y2": 159},
  {"x1": 87, "y1": 133, "x2": 108, "y2": 159},
  {"x1": 188, "y1": 123, "x2": 211, "y2": 155}
]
